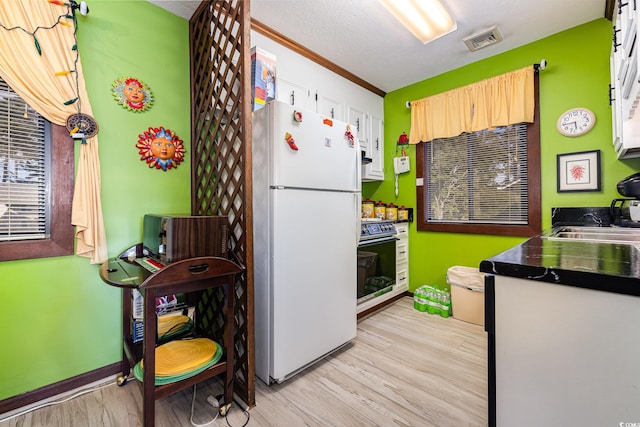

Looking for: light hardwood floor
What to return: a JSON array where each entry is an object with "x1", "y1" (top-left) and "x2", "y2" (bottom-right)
[{"x1": 1, "y1": 297, "x2": 488, "y2": 427}]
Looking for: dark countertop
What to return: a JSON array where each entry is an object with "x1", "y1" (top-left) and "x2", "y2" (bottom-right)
[{"x1": 480, "y1": 235, "x2": 640, "y2": 297}]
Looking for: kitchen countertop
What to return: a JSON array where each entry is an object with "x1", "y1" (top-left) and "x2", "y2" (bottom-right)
[{"x1": 480, "y1": 234, "x2": 640, "y2": 297}]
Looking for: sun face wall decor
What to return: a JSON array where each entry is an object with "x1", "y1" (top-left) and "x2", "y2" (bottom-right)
[
  {"x1": 136, "y1": 127, "x2": 186, "y2": 171},
  {"x1": 112, "y1": 77, "x2": 153, "y2": 112}
]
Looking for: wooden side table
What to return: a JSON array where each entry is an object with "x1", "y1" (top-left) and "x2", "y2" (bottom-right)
[{"x1": 100, "y1": 255, "x2": 242, "y2": 427}]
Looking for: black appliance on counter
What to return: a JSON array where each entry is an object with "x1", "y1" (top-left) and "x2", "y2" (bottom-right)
[{"x1": 611, "y1": 172, "x2": 640, "y2": 227}]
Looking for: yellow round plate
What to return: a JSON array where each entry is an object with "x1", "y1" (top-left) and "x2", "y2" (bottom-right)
[
  {"x1": 142, "y1": 338, "x2": 217, "y2": 376},
  {"x1": 158, "y1": 314, "x2": 191, "y2": 338}
]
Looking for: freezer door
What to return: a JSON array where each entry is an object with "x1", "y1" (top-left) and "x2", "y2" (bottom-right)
[
  {"x1": 269, "y1": 188, "x2": 358, "y2": 382},
  {"x1": 269, "y1": 100, "x2": 360, "y2": 192}
]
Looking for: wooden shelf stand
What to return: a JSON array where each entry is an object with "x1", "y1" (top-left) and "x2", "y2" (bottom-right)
[{"x1": 100, "y1": 255, "x2": 242, "y2": 427}]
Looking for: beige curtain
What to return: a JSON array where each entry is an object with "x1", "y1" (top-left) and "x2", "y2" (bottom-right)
[
  {"x1": 0, "y1": 2, "x2": 107, "y2": 263},
  {"x1": 409, "y1": 66, "x2": 534, "y2": 144}
]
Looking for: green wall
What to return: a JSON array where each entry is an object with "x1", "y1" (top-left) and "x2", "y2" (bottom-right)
[
  {"x1": 369, "y1": 18, "x2": 640, "y2": 292},
  {"x1": 3, "y1": 9, "x2": 640, "y2": 404},
  {"x1": 0, "y1": 1, "x2": 190, "y2": 400}
]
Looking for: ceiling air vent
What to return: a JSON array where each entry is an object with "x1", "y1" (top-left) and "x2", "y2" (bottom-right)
[{"x1": 463, "y1": 25, "x2": 503, "y2": 52}]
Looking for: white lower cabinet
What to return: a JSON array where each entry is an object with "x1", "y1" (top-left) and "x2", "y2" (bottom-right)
[
  {"x1": 490, "y1": 275, "x2": 640, "y2": 426},
  {"x1": 395, "y1": 223, "x2": 409, "y2": 290}
]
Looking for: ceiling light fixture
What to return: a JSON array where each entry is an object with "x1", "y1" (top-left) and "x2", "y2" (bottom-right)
[{"x1": 379, "y1": 0, "x2": 457, "y2": 44}]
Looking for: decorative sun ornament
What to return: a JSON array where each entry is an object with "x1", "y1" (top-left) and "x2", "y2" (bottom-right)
[
  {"x1": 112, "y1": 76, "x2": 153, "y2": 112},
  {"x1": 136, "y1": 127, "x2": 186, "y2": 171}
]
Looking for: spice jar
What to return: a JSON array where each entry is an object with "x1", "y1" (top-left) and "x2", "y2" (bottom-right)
[
  {"x1": 361, "y1": 199, "x2": 374, "y2": 219},
  {"x1": 398, "y1": 205, "x2": 409, "y2": 222},
  {"x1": 386, "y1": 203, "x2": 398, "y2": 221},
  {"x1": 374, "y1": 201, "x2": 387, "y2": 220}
]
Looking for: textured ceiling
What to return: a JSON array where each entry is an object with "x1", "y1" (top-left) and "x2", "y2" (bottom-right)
[{"x1": 148, "y1": 0, "x2": 608, "y2": 93}]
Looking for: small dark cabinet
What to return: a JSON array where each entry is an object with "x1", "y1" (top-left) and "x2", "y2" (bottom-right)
[{"x1": 142, "y1": 214, "x2": 229, "y2": 263}]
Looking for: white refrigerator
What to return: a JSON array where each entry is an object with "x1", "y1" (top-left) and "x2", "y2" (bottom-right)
[{"x1": 252, "y1": 100, "x2": 361, "y2": 384}]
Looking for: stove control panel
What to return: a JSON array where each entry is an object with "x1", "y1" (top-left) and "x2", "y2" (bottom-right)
[{"x1": 360, "y1": 220, "x2": 396, "y2": 241}]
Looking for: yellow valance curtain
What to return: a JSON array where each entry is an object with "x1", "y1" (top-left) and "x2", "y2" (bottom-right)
[
  {"x1": 0, "y1": 1, "x2": 107, "y2": 264},
  {"x1": 409, "y1": 66, "x2": 535, "y2": 144}
]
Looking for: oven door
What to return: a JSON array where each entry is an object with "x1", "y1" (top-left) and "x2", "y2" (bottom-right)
[{"x1": 357, "y1": 236, "x2": 397, "y2": 304}]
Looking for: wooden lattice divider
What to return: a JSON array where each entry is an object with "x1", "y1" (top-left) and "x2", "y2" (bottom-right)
[{"x1": 189, "y1": 0, "x2": 255, "y2": 406}]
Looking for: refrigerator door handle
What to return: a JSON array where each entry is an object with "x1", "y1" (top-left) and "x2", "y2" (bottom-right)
[
  {"x1": 355, "y1": 140, "x2": 362, "y2": 185},
  {"x1": 355, "y1": 193, "x2": 362, "y2": 244}
]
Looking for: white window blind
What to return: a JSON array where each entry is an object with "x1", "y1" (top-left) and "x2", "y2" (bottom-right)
[
  {"x1": 0, "y1": 79, "x2": 50, "y2": 241},
  {"x1": 426, "y1": 123, "x2": 528, "y2": 225}
]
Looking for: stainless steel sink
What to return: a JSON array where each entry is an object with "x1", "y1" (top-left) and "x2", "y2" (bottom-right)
[{"x1": 542, "y1": 226, "x2": 640, "y2": 244}]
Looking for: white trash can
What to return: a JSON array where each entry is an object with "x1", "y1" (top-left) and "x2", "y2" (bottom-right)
[{"x1": 446, "y1": 266, "x2": 485, "y2": 326}]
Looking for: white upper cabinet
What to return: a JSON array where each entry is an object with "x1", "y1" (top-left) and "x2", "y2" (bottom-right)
[
  {"x1": 251, "y1": 31, "x2": 385, "y2": 180},
  {"x1": 347, "y1": 107, "x2": 384, "y2": 181},
  {"x1": 367, "y1": 115, "x2": 384, "y2": 181},
  {"x1": 617, "y1": 1, "x2": 640, "y2": 120},
  {"x1": 611, "y1": 50, "x2": 622, "y2": 149},
  {"x1": 348, "y1": 106, "x2": 384, "y2": 181},
  {"x1": 318, "y1": 92, "x2": 344, "y2": 121},
  {"x1": 611, "y1": 0, "x2": 640, "y2": 158},
  {"x1": 277, "y1": 78, "x2": 310, "y2": 110},
  {"x1": 348, "y1": 106, "x2": 368, "y2": 143}
]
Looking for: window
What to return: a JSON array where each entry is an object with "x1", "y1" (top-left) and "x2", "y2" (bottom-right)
[
  {"x1": 416, "y1": 79, "x2": 540, "y2": 237},
  {"x1": 0, "y1": 78, "x2": 73, "y2": 261}
]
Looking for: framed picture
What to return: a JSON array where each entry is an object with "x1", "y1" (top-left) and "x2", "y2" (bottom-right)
[{"x1": 557, "y1": 150, "x2": 601, "y2": 192}]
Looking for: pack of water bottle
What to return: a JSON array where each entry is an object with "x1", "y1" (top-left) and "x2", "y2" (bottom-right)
[{"x1": 413, "y1": 284, "x2": 451, "y2": 318}]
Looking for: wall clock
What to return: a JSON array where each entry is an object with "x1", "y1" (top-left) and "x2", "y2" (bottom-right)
[{"x1": 556, "y1": 107, "x2": 596, "y2": 137}]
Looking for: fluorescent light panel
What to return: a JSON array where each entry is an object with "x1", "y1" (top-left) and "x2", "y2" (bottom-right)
[{"x1": 380, "y1": 0, "x2": 457, "y2": 44}]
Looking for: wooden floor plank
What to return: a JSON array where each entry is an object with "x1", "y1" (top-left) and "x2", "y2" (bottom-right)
[{"x1": 2, "y1": 297, "x2": 487, "y2": 426}]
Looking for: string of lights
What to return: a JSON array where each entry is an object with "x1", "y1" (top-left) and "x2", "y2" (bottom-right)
[{"x1": 0, "y1": 0, "x2": 90, "y2": 136}]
